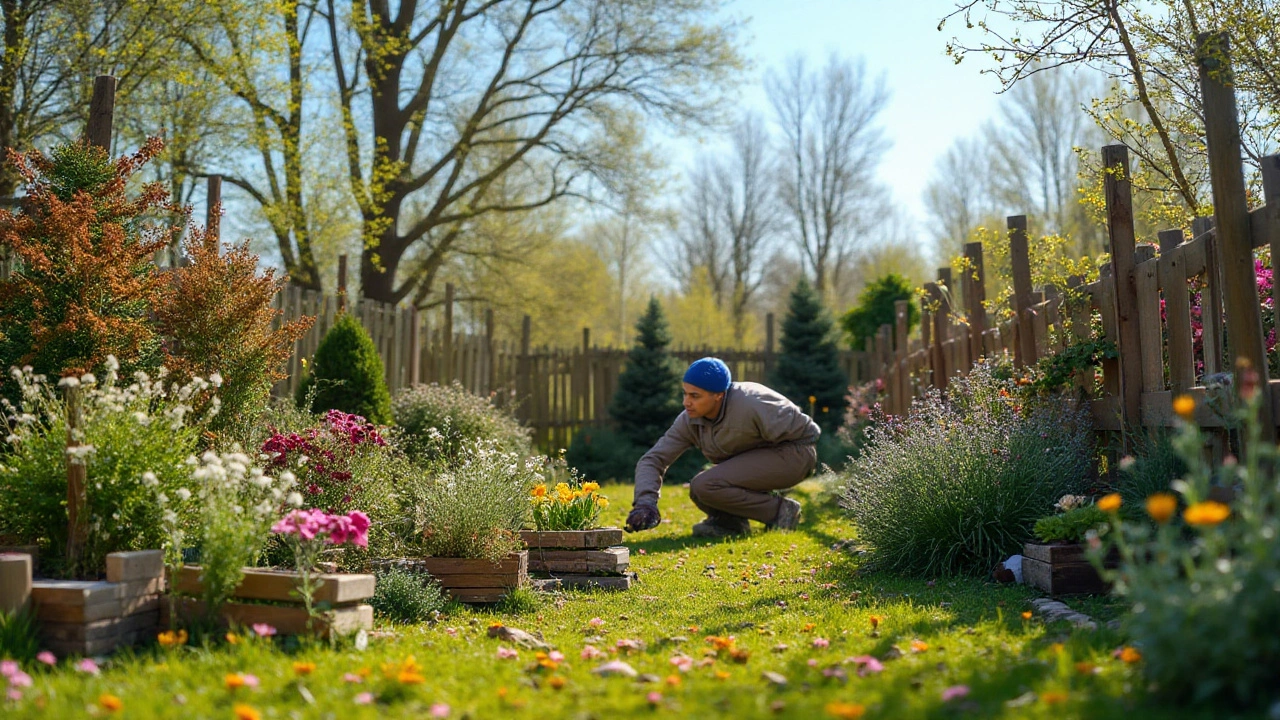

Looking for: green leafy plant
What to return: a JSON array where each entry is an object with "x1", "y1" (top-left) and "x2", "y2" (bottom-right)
[
  {"x1": 0, "y1": 607, "x2": 39, "y2": 662},
  {"x1": 397, "y1": 442, "x2": 536, "y2": 563},
  {"x1": 839, "y1": 273, "x2": 919, "y2": 352},
  {"x1": 1098, "y1": 378, "x2": 1280, "y2": 708},
  {"x1": 1029, "y1": 339, "x2": 1117, "y2": 395},
  {"x1": 1033, "y1": 504, "x2": 1109, "y2": 543},
  {"x1": 296, "y1": 312, "x2": 392, "y2": 424},
  {"x1": 771, "y1": 278, "x2": 847, "y2": 432},
  {"x1": 841, "y1": 361, "x2": 1094, "y2": 576},
  {"x1": 369, "y1": 566, "x2": 447, "y2": 624},
  {"x1": 0, "y1": 359, "x2": 213, "y2": 578},
  {"x1": 393, "y1": 382, "x2": 530, "y2": 465}
]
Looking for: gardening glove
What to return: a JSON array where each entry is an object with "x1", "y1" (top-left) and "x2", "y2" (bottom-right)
[{"x1": 625, "y1": 503, "x2": 661, "y2": 533}]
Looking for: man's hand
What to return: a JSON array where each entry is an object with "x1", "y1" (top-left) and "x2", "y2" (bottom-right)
[{"x1": 625, "y1": 504, "x2": 661, "y2": 533}]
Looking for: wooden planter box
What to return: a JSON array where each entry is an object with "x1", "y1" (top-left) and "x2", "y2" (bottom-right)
[
  {"x1": 167, "y1": 565, "x2": 375, "y2": 637},
  {"x1": 520, "y1": 528, "x2": 633, "y2": 590},
  {"x1": 1023, "y1": 542, "x2": 1115, "y2": 595},
  {"x1": 5, "y1": 550, "x2": 166, "y2": 657},
  {"x1": 416, "y1": 551, "x2": 527, "y2": 603}
]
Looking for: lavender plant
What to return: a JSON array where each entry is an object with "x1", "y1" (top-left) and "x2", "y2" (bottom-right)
[{"x1": 840, "y1": 361, "x2": 1094, "y2": 576}]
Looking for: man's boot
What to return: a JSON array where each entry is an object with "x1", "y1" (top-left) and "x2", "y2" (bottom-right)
[
  {"x1": 766, "y1": 498, "x2": 802, "y2": 531},
  {"x1": 691, "y1": 513, "x2": 750, "y2": 538}
]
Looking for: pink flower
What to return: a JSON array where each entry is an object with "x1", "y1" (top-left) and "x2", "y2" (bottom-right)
[
  {"x1": 343, "y1": 673, "x2": 364, "y2": 684},
  {"x1": 812, "y1": 637, "x2": 829, "y2": 648},
  {"x1": 548, "y1": 651, "x2": 565, "y2": 663},
  {"x1": 581, "y1": 645, "x2": 605, "y2": 660},
  {"x1": 669, "y1": 654, "x2": 693, "y2": 672},
  {"x1": 75, "y1": 658, "x2": 99, "y2": 675},
  {"x1": 588, "y1": 617, "x2": 605, "y2": 628},
  {"x1": 6, "y1": 671, "x2": 32, "y2": 688},
  {"x1": 646, "y1": 691, "x2": 663, "y2": 705},
  {"x1": 242, "y1": 674, "x2": 260, "y2": 689},
  {"x1": 6, "y1": 688, "x2": 20, "y2": 702},
  {"x1": 35, "y1": 652, "x2": 56, "y2": 667},
  {"x1": 638, "y1": 549, "x2": 647, "y2": 555},
  {"x1": 0, "y1": 661, "x2": 16, "y2": 678},
  {"x1": 354, "y1": 692, "x2": 374, "y2": 705},
  {"x1": 252, "y1": 623, "x2": 277, "y2": 637},
  {"x1": 497, "y1": 647, "x2": 518, "y2": 660},
  {"x1": 848, "y1": 655, "x2": 884, "y2": 676},
  {"x1": 942, "y1": 685, "x2": 971, "y2": 702},
  {"x1": 807, "y1": 659, "x2": 818, "y2": 667},
  {"x1": 430, "y1": 703, "x2": 450, "y2": 718},
  {"x1": 444, "y1": 627, "x2": 459, "y2": 637}
]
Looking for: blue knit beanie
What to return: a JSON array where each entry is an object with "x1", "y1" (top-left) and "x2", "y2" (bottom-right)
[{"x1": 683, "y1": 357, "x2": 732, "y2": 393}]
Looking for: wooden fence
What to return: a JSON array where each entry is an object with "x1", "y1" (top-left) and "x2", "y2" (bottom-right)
[{"x1": 865, "y1": 32, "x2": 1280, "y2": 459}]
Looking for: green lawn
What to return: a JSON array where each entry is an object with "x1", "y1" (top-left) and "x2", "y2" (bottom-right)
[{"x1": 4, "y1": 482, "x2": 1232, "y2": 719}]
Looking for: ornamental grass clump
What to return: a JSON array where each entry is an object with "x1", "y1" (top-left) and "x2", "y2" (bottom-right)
[
  {"x1": 841, "y1": 360, "x2": 1093, "y2": 577},
  {"x1": 398, "y1": 441, "x2": 538, "y2": 563},
  {"x1": 1098, "y1": 371, "x2": 1280, "y2": 709},
  {"x1": 0, "y1": 358, "x2": 215, "y2": 578}
]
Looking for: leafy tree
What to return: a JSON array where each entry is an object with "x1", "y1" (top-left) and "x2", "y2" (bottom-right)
[
  {"x1": 839, "y1": 274, "x2": 919, "y2": 352},
  {"x1": 610, "y1": 297, "x2": 684, "y2": 447},
  {"x1": 771, "y1": 278, "x2": 847, "y2": 432},
  {"x1": 297, "y1": 312, "x2": 392, "y2": 424}
]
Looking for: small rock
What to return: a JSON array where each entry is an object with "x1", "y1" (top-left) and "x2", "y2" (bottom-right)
[
  {"x1": 593, "y1": 660, "x2": 638, "y2": 678},
  {"x1": 636, "y1": 673, "x2": 661, "y2": 684},
  {"x1": 1006, "y1": 691, "x2": 1037, "y2": 708},
  {"x1": 882, "y1": 646, "x2": 903, "y2": 661},
  {"x1": 762, "y1": 671, "x2": 788, "y2": 686},
  {"x1": 488, "y1": 625, "x2": 552, "y2": 650},
  {"x1": 772, "y1": 644, "x2": 789, "y2": 653}
]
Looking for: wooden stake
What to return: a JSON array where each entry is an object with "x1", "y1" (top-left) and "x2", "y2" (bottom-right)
[
  {"x1": 87, "y1": 76, "x2": 116, "y2": 150},
  {"x1": 1101, "y1": 146, "x2": 1144, "y2": 431},
  {"x1": 337, "y1": 255, "x2": 348, "y2": 312},
  {"x1": 963, "y1": 241, "x2": 986, "y2": 367}
]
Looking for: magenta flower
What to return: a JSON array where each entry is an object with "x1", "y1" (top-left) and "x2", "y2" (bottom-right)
[
  {"x1": 242, "y1": 674, "x2": 260, "y2": 689},
  {"x1": 581, "y1": 645, "x2": 605, "y2": 660},
  {"x1": 5, "y1": 670, "x2": 32, "y2": 688},
  {"x1": 0, "y1": 661, "x2": 16, "y2": 678},
  {"x1": 848, "y1": 655, "x2": 884, "y2": 676},
  {"x1": 942, "y1": 685, "x2": 971, "y2": 702},
  {"x1": 354, "y1": 692, "x2": 374, "y2": 705},
  {"x1": 252, "y1": 623, "x2": 277, "y2": 637},
  {"x1": 430, "y1": 703, "x2": 451, "y2": 718},
  {"x1": 812, "y1": 637, "x2": 830, "y2": 648},
  {"x1": 343, "y1": 673, "x2": 364, "y2": 684},
  {"x1": 496, "y1": 647, "x2": 518, "y2": 660},
  {"x1": 35, "y1": 652, "x2": 56, "y2": 666},
  {"x1": 6, "y1": 688, "x2": 20, "y2": 702},
  {"x1": 75, "y1": 658, "x2": 99, "y2": 675}
]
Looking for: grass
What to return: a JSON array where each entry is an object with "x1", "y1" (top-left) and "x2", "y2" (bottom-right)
[{"x1": 2, "y1": 482, "x2": 1242, "y2": 719}]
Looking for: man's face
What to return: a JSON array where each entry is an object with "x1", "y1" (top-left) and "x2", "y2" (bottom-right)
[{"x1": 682, "y1": 383, "x2": 725, "y2": 419}]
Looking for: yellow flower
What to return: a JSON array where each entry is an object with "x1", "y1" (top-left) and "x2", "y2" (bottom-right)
[
  {"x1": 531, "y1": 484, "x2": 547, "y2": 498},
  {"x1": 225, "y1": 632, "x2": 241, "y2": 645},
  {"x1": 868, "y1": 615, "x2": 883, "y2": 629},
  {"x1": 572, "y1": 489, "x2": 585, "y2": 499},
  {"x1": 293, "y1": 661, "x2": 316, "y2": 676},
  {"x1": 1184, "y1": 501, "x2": 1230, "y2": 526},
  {"x1": 825, "y1": 702, "x2": 866, "y2": 719},
  {"x1": 233, "y1": 704, "x2": 262, "y2": 720},
  {"x1": 157, "y1": 629, "x2": 187, "y2": 647},
  {"x1": 808, "y1": 395, "x2": 817, "y2": 405},
  {"x1": 582, "y1": 481, "x2": 600, "y2": 493},
  {"x1": 398, "y1": 668, "x2": 426, "y2": 684},
  {"x1": 1118, "y1": 647, "x2": 1142, "y2": 664},
  {"x1": 1020, "y1": 611, "x2": 1033, "y2": 621},
  {"x1": 1145, "y1": 493, "x2": 1178, "y2": 523},
  {"x1": 1097, "y1": 493, "x2": 1122, "y2": 513},
  {"x1": 1049, "y1": 643, "x2": 1064, "y2": 655},
  {"x1": 595, "y1": 496, "x2": 609, "y2": 508},
  {"x1": 1173, "y1": 394, "x2": 1195, "y2": 420},
  {"x1": 98, "y1": 694, "x2": 124, "y2": 713},
  {"x1": 225, "y1": 673, "x2": 246, "y2": 690}
]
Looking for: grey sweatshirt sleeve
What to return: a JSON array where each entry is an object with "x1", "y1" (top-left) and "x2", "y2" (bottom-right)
[
  {"x1": 752, "y1": 392, "x2": 821, "y2": 445},
  {"x1": 632, "y1": 414, "x2": 695, "y2": 508}
]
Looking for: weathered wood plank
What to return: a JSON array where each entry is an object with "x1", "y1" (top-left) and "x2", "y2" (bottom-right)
[
  {"x1": 520, "y1": 529, "x2": 624, "y2": 549},
  {"x1": 173, "y1": 566, "x2": 375, "y2": 605}
]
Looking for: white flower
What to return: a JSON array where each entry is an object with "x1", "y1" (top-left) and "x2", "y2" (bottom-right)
[
  {"x1": 58, "y1": 376, "x2": 80, "y2": 389},
  {"x1": 286, "y1": 491, "x2": 304, "y2": 507},
  {"x1": 5, "y1": 434, "x2": 19, "y2": 444},
  {"x1": 209, "y1": 372, "x2": 223, "y2": 388},
  {"x1": 141, "y1": 472, "x2": 159, "y2": 488},
  {"x1": 279, "y1": 471, "x2": 296, "y2": 486},
  {"x1": 132, "y1": 412, "x2": 151, "y2": 426},
  {"x1": 80, "y1": 373, "x2": 96, "y2": 385},
  {"x1": 17, "y1": 413, "x2": 34, "y2": 425},
  {"x1": 105, "y1": 355, "x2": 119, "y2": 372},
  {"x1": 175, "y1": 488, "x2": 191, "y2": 502},
  {"x1": 157, "y1": 493, "x2": 169, "y2": 505},
  {"x1": 162, "y1": 510, "x2": 178, "y2": 524}
]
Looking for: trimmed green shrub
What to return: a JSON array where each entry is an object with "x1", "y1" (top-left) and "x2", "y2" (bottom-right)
[
  {"x1": 771, "y1": 278, "x2": 847, "y2": 432},
  {"x1": 841, "y1": 361, "x2": 1094, "y2": 577},
  {"x1": 611, "y1": 297, "x2": 684, "y2": 447},
  {"x1": 839, "y1": 273, "x2": 918, "y2": 352},
  {"x1": 1033, "y1": 505, "x2": 1109, "y2": 543},
  {"x1": 370, "y1": 566, "x2": 448, "y2": 624},
  {"x1": 393, "y1": 382, "x2": 530, "y2": 465},
  {"x1": 296, "y1": 313, "x2": 392, "y2": 424}
]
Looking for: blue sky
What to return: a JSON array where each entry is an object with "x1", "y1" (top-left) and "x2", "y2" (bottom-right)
[{"x1": 660, "y1": 0, "x2": 1008, "y2": 238}]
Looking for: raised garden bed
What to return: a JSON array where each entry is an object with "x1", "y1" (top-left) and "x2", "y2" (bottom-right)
[
  {"x1": 2, "y1": 549, "x2": 166, "y2": 657},
  {"x1": 166, "y1": 565, "x2": 375, "y2": 637},
  {"x1": 521, "y1": 528, "x2": 634, "y2": 590},
  {"x1": 415, "y1": 551, "x2": 528, "y2": 603},
  {"x1": 1022, "y1": 542, "x2": 1116, "y2": 595}
]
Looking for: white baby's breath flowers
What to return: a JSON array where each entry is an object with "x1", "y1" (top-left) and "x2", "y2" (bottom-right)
[
  {"x1": 209, "y1": 372, "x2": 223, "y2": 388},
  {"x1": 80, "y1": 373, "x2": 96, "y2": 386},
  {"x1": 175, "y1": 488, "x2": 191, "y2": 502},
  {"x1": 286, "y1": 491, "x2": 304, "y2": 507},
  {"x1": 141, "y1": 472, "x2": 159, "y2": 488}
]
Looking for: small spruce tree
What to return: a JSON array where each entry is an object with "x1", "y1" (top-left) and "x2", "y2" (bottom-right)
[
  {"x1": 296, "y1": 312, "x2": 392, "y2": 423},
  {"x1": 610, "y1": 296, "x2": 684, "y2": 446},
  {"x1": 771, "y1": 278, "x2": 847, "y2": 432},
  {"x1": 839, "y1": 273, "x2": 918, "y2": 351}
]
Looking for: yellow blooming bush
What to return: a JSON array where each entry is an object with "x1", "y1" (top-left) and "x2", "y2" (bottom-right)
[
  {"x1": 1097, "y1": 380, "x2": 1280, "y2": 708},
  {"x1": 530, "y1": 479, "x2": 609, "y2": 531}
]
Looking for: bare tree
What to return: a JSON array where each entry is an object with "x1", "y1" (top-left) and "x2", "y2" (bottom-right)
[
  {"x1": 923, "y1": 135, "x2": 993, "y2": 263},
  {"x1": 766, "y1": 53, "x2": 889, "y2": 301},
  {"x1": 668, "y1": 112, "x2": 779, "y2": 344}
]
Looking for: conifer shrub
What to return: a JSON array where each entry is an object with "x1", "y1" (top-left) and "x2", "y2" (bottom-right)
[
  {"x1": 839, "y1": 273, "x2": 919, "y2": 352},
  {"x1": 296, "y1": 312, "x2": 392, "y2": 424},
  {"x1": 771, "y1": 278, "x2": 848, "y2": 432},
  {"x1": 392, "y1": 381, "x2": 530, "y2": 465},
  {"x1": 0, "y1": 139, "x2": 178, "y2": 396}
]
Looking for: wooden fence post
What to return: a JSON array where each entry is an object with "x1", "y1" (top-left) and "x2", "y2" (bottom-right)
[
  {"x1": 894, "y1": 299, "x2": 909, "y2": 416},
  {"x1": 518, "y1": 315, "x2": 532, "y2": 423},
  {"x1": 443, "y1": 283, "x2": 455, "y2": 383},
  {"x1": 87, "y1": 76, "x2": 116, "y2": 150},
  {"x1": 1007, "y1": 216, "x2": 1037, "y2": 369},
  {"x1": 409, "y1": 306, "x2": 422, "y2": 387},
  {"x1": 764, "y1": 312, "x2": 775, "y2": 378},
  {"x1": 1261, "y1": 154, "x2": 1280, "y2": 336},
  {"x1": 1159, "y1": 230, "x2": 1196, "y2": 393},
  {"x1": 65, "y1": 386, "x2": 87, "y2": 576},
  {"x1": 925, "y1": 281, "x2": 946, "y2": 390},
  {"x1": 1134, "y1": 243, "x2": 1163, "y2": 395},
  {"x1": 337, "y1": 255, "x2": 348, "y2": 312},
  {"x1": 1066, "y1": 275, "x2": 1094, "y2": 393},
  {"x1": 919, "y1": 295, "x2": 932, "y2": 391},
  {"x1": 485, "y1": 308, "x2": 496, "y2": 394},
  {"x1": 963, "y1": 241, "x2": 986, "y2": 367},
  {"x1": 1101, "y1": 146, "x2": 1144, "y2": 431},
  {"x1": 1198, "y1": 31, "x2": 1274, "y2": 437}
]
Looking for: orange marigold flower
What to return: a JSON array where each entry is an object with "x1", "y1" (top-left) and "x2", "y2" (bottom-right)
[
  {"x1": 706, "y1": 635, "x2": 736, "y2": 650},
  {"x1": 398, "y1": 669, "x2": 426, "y2": 685},
  {"x1": 910, "y1": 640, "x2": 929, "y2": 653},
  {"x1": 1183, "y1": 501, "x2": 1230, "y2": 526},
  {"x1": 548, "y1": 675, "x2": 567, "y2": 690},
  {"x1": 225, "y1": 632, "x2": 241, "y2": 645},
  {"x1": 825, "y1": 701, "x2": 866, "y2": 719},
  {"x1": 665, "y1": 674, "x2": 682, "y2": 687},
  {"x1": 1172, "y1": 394, "x2": 1195, "y2": 420},
  {"x1": 530, "y1": 484, "x2": 547, "y2": 498},
  {"x1": 1040, "y1": 690, "x2": 1069, "y2": 704},
  {"x1": 1118, "y1": 647, "x2": 1142, "y2": 664},
  {"x1": 1145, "y1": 493, "x2": 1178, "y2": 524},
  {"x1": 225, "y1": 673, "x2": 246, "y2": 690},
  {"x1": 714, "y1": 670, "x2": 731, "y2": 680},
  {"x1": 1075, "y1": 662, "x2": 1098, "y2": 675},
  {"x1": 1097, "y1": 493, "x2": 1122, "y2": 513},
  {"x1": 233, "y1": 703, "x2": 262, "y2": 720},
  {"x1": 868, "y1": 615, "x2": 883, "y2": 629},
  {"x1": 293, "y1": 661, "x2": 316, "y2": 676},
  {"x1": 582, "y1": 482, "x2": 600, "y2": 493},
  {"x1": 98, "y1": 694, "x2": 123, "y2": 713},
  {"x1": 802, "y1": 623, "x2": 816, "y2": 632},
  {"x1": 1021, "y1": 611, "x2": 1033, "y2": 621},
  {"x1": 157, "y1": 629, "x2": 188, "y2": 647}
]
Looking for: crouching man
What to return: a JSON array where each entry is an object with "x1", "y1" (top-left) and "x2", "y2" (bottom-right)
[{"x1": 624, "y1": 357, "x2": 820, "y2": 538}]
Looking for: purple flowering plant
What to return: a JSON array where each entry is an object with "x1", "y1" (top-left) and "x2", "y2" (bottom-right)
[{"x1": 261, "y1": 409, "x2": 386, "y2": 512}]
